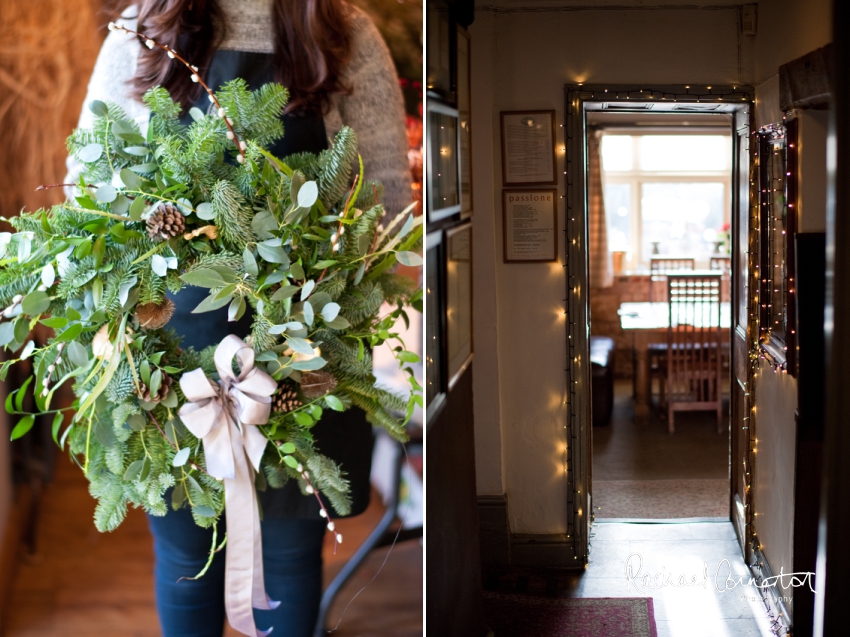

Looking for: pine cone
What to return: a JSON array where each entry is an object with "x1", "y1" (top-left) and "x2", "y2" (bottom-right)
[
  {"x1": 146, "y1": 203, "x2": 186, "y2": 241},
  {"x1": 300, "y1": 371, "x2": 338, "y2": 399},
  {"x1": 273, "y1": 383, "x2": 302, "y2": 413},
  {"x1": 135, "y1": 298, "x2": 175, "y2": 330},
  {"x1": 137, "y1": 373, "x2": 173, "y2": 403}
]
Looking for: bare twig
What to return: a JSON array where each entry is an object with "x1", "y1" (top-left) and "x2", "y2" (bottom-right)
[{"x1": 107, "y1": 22, "x2": 246, "y2": 164}]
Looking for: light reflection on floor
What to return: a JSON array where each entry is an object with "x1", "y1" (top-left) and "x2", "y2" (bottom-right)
[{"x1": 585, "y1": 521, "x2": 779, "y2": 637}]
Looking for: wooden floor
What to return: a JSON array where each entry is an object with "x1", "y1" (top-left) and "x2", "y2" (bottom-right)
[{"x1": 2, "y1": 455, "x2": 422, "y2": 637}]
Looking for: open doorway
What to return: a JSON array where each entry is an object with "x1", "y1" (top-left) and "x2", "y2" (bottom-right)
[{"x1": 587, "y1": 110, "x2": 733, "y2": 520}]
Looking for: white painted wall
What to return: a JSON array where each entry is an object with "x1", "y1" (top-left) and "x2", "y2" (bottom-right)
[
  {"x1": 747, "y1": 0, "x2": 831, "y2": 592},
  {"x1": 470, "y1": 3, "x2": 744, "y2": 534}
]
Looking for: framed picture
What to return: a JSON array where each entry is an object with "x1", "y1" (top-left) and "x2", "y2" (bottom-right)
[
  {"x1": 427, "y1": 102, "x2": 462, "y2": 222},
  {"x1": 502, "y1": 189, "x2": 558, "y2": 263},
  {"x1": 425, "y1": 0, "x2": 454, "y2": 101},
  {"x1": 457, "y1": 27, "x2": 473, "y2": 217},
  {"x1": 500, "y1": 110, "x2": 557, "y2": 186},
  {"x1": 446, "y1": 222, "x2": 473, "y2": 387}
]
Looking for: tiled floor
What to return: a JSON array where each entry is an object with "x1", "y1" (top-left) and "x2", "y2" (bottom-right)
[
  {"x1": 483, "y1": 521, "x2": 779, "y2": 637},
  {"x1": 586, "y1": 521, "x2": 777, "y2": 637}
]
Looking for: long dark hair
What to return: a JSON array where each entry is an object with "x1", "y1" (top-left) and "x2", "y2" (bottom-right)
[{"x1": 128, "y1": 0, "x2": 352, "y2": 115}]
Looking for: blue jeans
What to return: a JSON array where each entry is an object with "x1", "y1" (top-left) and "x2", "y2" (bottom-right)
[{"x1": 148, "y1": 504, "x2": 326, "y2": 637}]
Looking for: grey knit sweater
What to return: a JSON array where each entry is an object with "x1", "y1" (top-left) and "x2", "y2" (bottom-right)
[{"x1": 66, "y1": 0, "x2": 411, "y2": 215}]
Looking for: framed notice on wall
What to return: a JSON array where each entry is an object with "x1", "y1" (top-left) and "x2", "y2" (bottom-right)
[
  {"x1": 500, "y1": 110, "x2": 557, "y2": 186},
  {"x1": 502, "y1": 189, "x2": 557, "y2": 263}
]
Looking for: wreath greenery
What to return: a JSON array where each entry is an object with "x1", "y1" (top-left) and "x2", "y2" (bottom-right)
[{"x1": 1, "y1": 29, "x2": 423, "y2": 540}]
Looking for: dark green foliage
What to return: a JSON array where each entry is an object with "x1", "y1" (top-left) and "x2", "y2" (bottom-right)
[
  {"x1": 317, "y1": 127, "x2": 358, "y2": 207},
  {"x1": 1, "y1": 81, "x2": 420, "y2": 536}
]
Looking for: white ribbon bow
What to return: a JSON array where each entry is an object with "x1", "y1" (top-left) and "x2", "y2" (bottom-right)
[{"x1": 178, "y1": 334, "x2": 280, "y2": 637}]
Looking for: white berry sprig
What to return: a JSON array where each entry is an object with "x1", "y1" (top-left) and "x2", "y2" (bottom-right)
[{"x1": 107, "y1": 21, "x2": 247, "y2": 164}]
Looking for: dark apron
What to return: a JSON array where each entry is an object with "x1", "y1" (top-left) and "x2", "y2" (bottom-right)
[{"x1": 167, "y1": 51, "x2": 373, "y2": 519}]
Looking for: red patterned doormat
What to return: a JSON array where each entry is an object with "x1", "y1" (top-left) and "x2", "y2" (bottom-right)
[{"x1": 483, "y1": 592, "x2": 658, "y2": 637}]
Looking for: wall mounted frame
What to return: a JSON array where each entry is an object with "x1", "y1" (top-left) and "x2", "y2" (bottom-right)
[
  {"x1": 500, "y1": 110, "x2": 557, "y2": 186},
  {"x1": 427, "y1": 102, "x2": 462, "y2": 222},
  {"x1": 502, "y1": 189, "x2": 558, "y2": 263}
]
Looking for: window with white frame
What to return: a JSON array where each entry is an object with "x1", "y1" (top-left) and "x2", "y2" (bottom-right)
[{"x1": 600, "y1": 133, "x2": 732, "y2": 270}]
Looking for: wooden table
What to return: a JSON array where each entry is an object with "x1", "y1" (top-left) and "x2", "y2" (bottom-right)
[{"x1": 618, "y1": 302, "x2": 731, "y2": 423}]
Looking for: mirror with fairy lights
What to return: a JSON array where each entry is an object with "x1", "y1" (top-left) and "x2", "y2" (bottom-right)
[{"x1": 757, "y1": 120, "x2": 798, "y2": 372}]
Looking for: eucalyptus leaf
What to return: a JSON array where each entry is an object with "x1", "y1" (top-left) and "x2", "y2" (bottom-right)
[
  {"x1": 320, "y1": 302, "x2": 341, "y2": 322},
  {"x1": 228, "y1": 296, "x2": 246, "y2": 322},
  {"x1": 192, "y1": 292, "x2": 232, "y2": 314},
  {"x1": 325, "y1": 316, "x2": 350, "y2": 330},
  {"x1": 20, "y1": 340, "x2": 35, "y2": 360},
  {"x1": 149, "y1": 369, "x2": 162, "y2": 398},
  {"x1": 286, "y1": 337, "x2": 315, "y2": 356},
  {"x1": 129, "y1": 197, "x2": 146, "y2": 220},
  {"x1": 95, "y1": 184, "x2": 118, "y2": 203},
  {"x1": 324, "y1": 395, "x2": 344, "y2": 411},
  {"x1": 196, "y1": 202, "x2": 215, "y2": 220},
  {"x1": 258, "y1": 240, "x2": 288, "y2": 264},
  {"x1": 151, "y1": 255, "x2": 168, "y2": 277},
  {"x1": 0, "y1": 322, "x2": 14, "y2": 347},
  {"x1": 124, "y1": 459, "x2": 144, "y2": 481},
  {"x1": 395, "y1": 251, "x2": 423, "y2": 267},
  {"x1": 67, "y1": 341, "x2": 89, "y2": 368},
  {"x1": 78, "y1": 143, "x2": 103, "y2": 163},
  {"x1": 302, "y1": 301, "x2": 314, "y2": 326},
  {"x1": 297, "y1": 181, "x2": 319, "y2": 208},
  {"x1": 172, "y1": 447, "x2": 191, "y2": 467},
  {"x1": 181, "y1": 268, "x2": 227, "y2": 288},
  {"x1": 53, "y1": 323, "x2": 83, "y2": 344},
  {"x1": 242, "y1": 248, "x2": 259, "y2": 277},
  {"x1": 300, "y1": 280, "x2": 315, "y2": 301},
  {"x1": 89, "y1": 100, "x2": 109, "y2": 117},
  {"x1": 292, "y1": 357, "x2": 327, "y2": 371},
  {"x1": 270, "y1": 285, "x2": 299, "y2": 301},
  {"x1": 194, "y1": 504, "x2": 216, "y2": 518},
  {"x1": 126, "y1": 413, "x2": 147, "y2": 432},
  {"x1": 123, "y1": 145, "x2": 151, "y2": 157},
  {"x1": 21, "y1": 291, "x2": 50, "y2": 316},
  {"x1": 119, "y1": 167, "x2": 142, "y2": 190}
]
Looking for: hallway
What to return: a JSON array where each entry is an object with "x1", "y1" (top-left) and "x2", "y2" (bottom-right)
[
  {"x1": 593, "y1": 380, "x2": 729, "y2": 519},
  {"x1": 484, "y1": 522, "x2": 777, "y2": 637}
]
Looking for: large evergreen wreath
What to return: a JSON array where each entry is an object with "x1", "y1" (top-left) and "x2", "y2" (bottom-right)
[{"x1": 1, "y1": 71, "x2": 422, "y2": 535}]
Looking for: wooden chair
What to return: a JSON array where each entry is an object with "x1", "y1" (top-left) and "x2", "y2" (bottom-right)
[
  {"x1": 649, "y1": 257, "x2": 695, "y2": 302},
  {"x1": 663, "y1": 272, "x2": 723, "y2": 434},
  {"x1": 644, "y1": 257, "x2": 696, "y2": 401},
  {"x1": 710, "y1": 255, "x2": 732, "y2": 373}
]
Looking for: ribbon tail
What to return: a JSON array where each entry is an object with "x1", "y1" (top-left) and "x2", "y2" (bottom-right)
[{"x1": 223, "y1": 416, "x2": 277, "y2": 637}]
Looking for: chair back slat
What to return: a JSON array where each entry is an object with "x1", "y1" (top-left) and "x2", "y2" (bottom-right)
[
  {"x1": 649, "y1": 257, "x2": 695, "y2": 302},
  {"x1": 666, "y1": 273, "x2": 722, "y2": 407}
]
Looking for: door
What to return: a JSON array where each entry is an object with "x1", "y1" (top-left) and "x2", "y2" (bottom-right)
[{"x1": 730, "y1": 105, "x2": 752, "y2": 550}]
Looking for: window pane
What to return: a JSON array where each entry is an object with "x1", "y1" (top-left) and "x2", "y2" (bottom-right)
[
  {"x1": 638, "y1": 135, "x2": 729, "y2": 171},
  {"x1": 641, "y1": 182, "x2": 725, "y2": 262},
  {"x1": 601, "y1": 136, "x2": 633, "y2": 171},
  {"x1": 604, "y1": 183, "x2": 631, "y2": 251}
]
